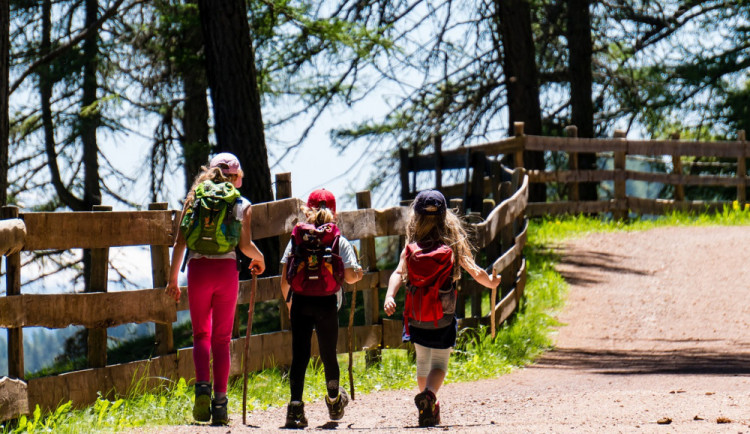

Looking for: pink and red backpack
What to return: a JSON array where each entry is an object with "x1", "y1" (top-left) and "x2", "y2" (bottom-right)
[{"x1": 286, "y1": 222, "x2": 345, "y2": 297}]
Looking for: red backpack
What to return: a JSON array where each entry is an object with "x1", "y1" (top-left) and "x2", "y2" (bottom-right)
[
  {"x1": 286, "y1": 222, "x2": 345, "y2": 297},
  {"x1": 403, "y1": 242, "x2": 455, "y2": 329}
]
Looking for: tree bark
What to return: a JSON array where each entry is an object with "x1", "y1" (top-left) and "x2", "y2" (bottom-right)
[
  {"x1": 0, "y1": 0, "x2": 9, "y2": 206},
  {"x1": 568, "y1": 0, "x2": 597, "y2": 201},
  {"x1": 495, "y1": 0, "x2": 546, "y2": 202},
  {"x1": 197, "y1": 0, "x2": 273, "y2": 204},
  {"x1": 197, "y1": 0, "x2": 277, "y2": 274},
  {"x1": 181, "y1": 0, "x2": 210, "y2": 192}
]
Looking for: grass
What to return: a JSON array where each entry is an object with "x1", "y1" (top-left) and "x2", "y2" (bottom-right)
[{"x1": 6, "y1": 204, "x2": 750, "y2": 433}]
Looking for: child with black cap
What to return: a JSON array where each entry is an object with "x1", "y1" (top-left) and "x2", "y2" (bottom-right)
[
  {"x1": 384, "y1": 189, "x2": 499, "y2": 427},
  {"x1": 279, "y1": 188, "x2": 364, "y2": 428}
]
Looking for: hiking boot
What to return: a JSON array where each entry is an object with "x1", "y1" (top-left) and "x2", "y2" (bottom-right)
[
  {"x1": 211, "y1": 397, "x2": 229, "y2": 426},
  {"x1": 192, "y1": 382, "x2": 212, "y2": 422},
  {"x1": 285, "y1": 401, "x2": 308, "y2": 428},
  {"x1": 325, "y1": 387, "x2": 349, "y2": 420},
  {"x1": 414, "y1": 389, "x2": 438, "y2": 427}
]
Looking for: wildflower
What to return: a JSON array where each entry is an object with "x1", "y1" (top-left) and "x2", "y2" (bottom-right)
[{"x1": 732, "y1": 200, "x2": 740, "y2": 211}]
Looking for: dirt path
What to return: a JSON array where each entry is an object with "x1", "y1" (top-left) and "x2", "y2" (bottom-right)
[{"x1": 137, "y1": 226, "x2": 750, "y2": 433}]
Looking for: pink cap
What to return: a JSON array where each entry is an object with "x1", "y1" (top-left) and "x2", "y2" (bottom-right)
[
  {"x1": 307, "y1": 189, "x2": 336, "y2": 214},
  {"x1": 209, "y1": 152, "x2": 241, "y2": 175}
]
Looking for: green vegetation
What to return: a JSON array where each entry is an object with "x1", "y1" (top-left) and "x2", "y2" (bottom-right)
[{"x1": 6, "y1": 205, "x2": 750, "y2": 433}]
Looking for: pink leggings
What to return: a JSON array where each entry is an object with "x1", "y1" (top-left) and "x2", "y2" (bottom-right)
[{"x1": 187, "y1": 258, "x2": 239, "y2": 394}]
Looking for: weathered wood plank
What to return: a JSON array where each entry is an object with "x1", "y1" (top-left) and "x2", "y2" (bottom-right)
[
  {"x1": 0, "y1": 218, "x2": 25, "y2": 256},
  {"x1": 21, "y1": 210, "x2": 176, "y2": 250},
  {"x1": 0, "y1": 377, "x2": 28, "y2": 420},
  {"x1": 627, "y1": 139, "x2": 746, "y2": 158},
  {"x1": 0, "y1": 290, "x2": 177, "y2": 329},
  {"x1": 382, "y1": 318, "x2": 407, "y2": 350},
  {"x1": 490, "y1": 219, "x2": 528, "y2": 276},
  {"x1": 526, "y1": 200, "x2": 616, "y2": 217},
  {"x1": 249, "y1": 198, "x2": 305, "y2": 240},
  {"x1": 525, "y1": 135, "x2": 627, "y2": 153},
  {"x1": 627, "y1": 171, "x2": 744, "y2": 187},
  {"x1": 528, "y1": 169, "x2": 619, "y2": 184},
  {"x1": 474, "y1": 175, "x2": 528, "y2": 248}
]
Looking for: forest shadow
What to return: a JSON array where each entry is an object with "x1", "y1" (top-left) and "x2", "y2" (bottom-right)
[
  {"x1": 533, "y1": 347, "x2": 750, "y2": 376},
  {"x1": 555, "y1": 249, "x2": 649, "y2": 287}
]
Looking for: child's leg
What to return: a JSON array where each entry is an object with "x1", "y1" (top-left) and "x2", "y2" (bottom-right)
[
  {"x1": 313, "y1": 299, "x2": 340, "y2": 398},
  {"x1": 289, "y1": 301, "x2": 316, "y2": 402},
  {"x1": 187, "y1": 259, "x2": 215, "y2": 385},
  {"x1": 414, "y1": 344, "x2": 451, "y2": 394},
  {"x1": 208, "y1": 259, "x2": 240, "y2": 396}
]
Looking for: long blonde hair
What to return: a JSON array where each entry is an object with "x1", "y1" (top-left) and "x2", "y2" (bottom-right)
[
  {"x1": 405, "y1": 206, "x2": 481, "y2": 281},
  {"x1": 184, "y1": 166, "x2": 234, "y2": 210},
  {"x1": 302, "y1": 205, "x2": 335, "y2": 226}
]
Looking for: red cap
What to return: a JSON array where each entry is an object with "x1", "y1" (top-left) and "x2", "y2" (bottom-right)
[{"x1": 307, "y1": 189, "x2": 336, "y2": 214}]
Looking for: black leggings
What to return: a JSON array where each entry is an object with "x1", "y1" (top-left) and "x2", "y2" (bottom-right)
[{"x1": 289, "y1": 294, "x2": 340, "y2": 401}]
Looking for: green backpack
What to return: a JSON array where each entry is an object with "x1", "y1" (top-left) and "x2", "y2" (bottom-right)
[{"x1": 180, "y1": 180, "x2": 242, "y2": 256}]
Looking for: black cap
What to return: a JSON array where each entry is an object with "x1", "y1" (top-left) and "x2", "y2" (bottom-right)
[{"x1": 414, "y1": 190, "x2": 447, "y2": 216}]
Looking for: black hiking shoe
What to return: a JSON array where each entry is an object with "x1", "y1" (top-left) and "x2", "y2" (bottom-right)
[
  {"x1": 325, "y1": 387, "x2": 349, "y2": 420},
  {"x1": 414, "y1": 389, "x2": 438, "y2": 427},
  {"x1": 192, "y1": 382, "x2": 212, "y2": 422},
  {"x1": 285, "y1": 401, "x2": 308, "y2": 428},
  {"x1": 211, "y1": 397, "x2": 229, "y2": 426}
]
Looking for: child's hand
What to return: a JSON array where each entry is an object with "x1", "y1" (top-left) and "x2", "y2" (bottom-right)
[
  {"x1": 488, "y1": 273, "x2": 501, "y2": 289},
  {"x1": 165, "y1": 280, "x2": 181, "y2": 302},
  {"x1": 249, "y1": 257, "x2": 265, "y2": 275},
  {"x1": 384, "y1": 295, "x2": 397, "y2": 316}
]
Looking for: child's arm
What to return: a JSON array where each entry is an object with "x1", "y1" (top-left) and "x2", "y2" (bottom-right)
[
  {"x1": 238, "y1": 204, "x2": 265, "y2": 274},
  {"x1": 166, "y1": 207, "x2": 188, "y2": 302},
  {"x1": 459, "y1": 255, "x2": 500, "y2": 289},
  {"x1": 342, "y1": 238, "x2": 364, "y2": 284},
  {"x1": 384, "y1": 248, "x2": 408, "y2": 316},
  {"x1": 280, "y1": 262, "x2": 291, "y2": 313}
]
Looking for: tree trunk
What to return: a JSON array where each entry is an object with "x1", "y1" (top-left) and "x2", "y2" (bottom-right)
[
  {"x1": 81, "y1": 0, "x2": 101, "y2": 210},
  {"x1": 181, "y1": 0, "x2": 210, "y2": 191},
  {"x1": 197, "y1": 0, "x2": 273, "y2": 204},
  {"x1": 197, "y1": 0, "x2": 277, "y2": 274},
  {"x1": 0, "y1": 0, "x2": 8, "y2": 206},
  {"x1": 568, "y1": 0, "x2": 597, "y2": 201},
  {"x1": 495, "y1": 0, "x2": 546, "y2": 202},
  {"x1": 81, "y1": 0, "x2": 101, "y2": 292}
]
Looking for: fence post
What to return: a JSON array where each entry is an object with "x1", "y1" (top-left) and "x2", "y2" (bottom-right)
[
  {"x1": 276, "y1": 172, "x2": 293, "y2": 331},
  {"x1": 566, "y1": 125, "x2": 579, "y2": 203},
  {"x1": 482, "y1": 198, "x2": 497, "y2": 320},
  {"x1": 1, "y1": 206, "x2": 23, "y2": 379},
  {"x1": 469, "y1": 151, "x2": 487, "y2": 212},
  {"x1": 356, "y1": 191, "x2": 381, "y2": 365},
  {"x1": 513, "y1": 122, "x2": 525, "y2": 168},
  {"x1": 498, "y1": 182, "x2": 515, "y2": 298},
  {"x1": 399, "y1": 148, "x2": 411, "y2": 200},
  {"x1": 738, "y1": 130, "x2": 747, "y2": 205},
  {"x1": 433, "y1": 135, "x2": 442, "y2": 191},
  {"x1": 149, "y1": 202, "x2": 174, "y2": 355},
  {"x1": 670, "y1": 132, "x2": 685, "y2": 203},
  {"x1": 87, "y1": 205, "x2": 111, "y2": 368},
  {"x1": 613, "y1": 130, "x2": 627, "y2": 220}
]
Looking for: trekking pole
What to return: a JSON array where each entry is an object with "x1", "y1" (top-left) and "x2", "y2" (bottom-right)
[
  {"x1": 242, "y1": 272, "x2": 258, "y2": 425},
  {"x1": 347, "y1": 245, "x2": 361, "y2": 400},
  {"x1": 490, "y1": 269, "x2": 497, "y2": 339}
]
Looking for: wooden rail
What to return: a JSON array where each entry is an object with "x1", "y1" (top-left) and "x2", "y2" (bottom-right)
[
  {"x1": 0, "y1": 173, "x2": 528, "y2": 415},
  {"x1": 400, "y1": 125, "x2": 747, "y2": 218}
]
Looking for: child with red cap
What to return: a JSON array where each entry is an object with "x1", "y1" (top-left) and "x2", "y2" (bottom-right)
[
  {"x1": 384, "y1": 189, "x2": 499, "y2": 427},
  {"x1": 166, "y1": 152, "x2": 265, "y2": 425},
  {"x1": 279, "y1": 188, "x2": 364, "y2": 428}
]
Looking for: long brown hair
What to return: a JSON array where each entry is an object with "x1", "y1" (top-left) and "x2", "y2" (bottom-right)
[
  {"x1": 184, "y1": 166, "x2": 234, "y2": 210},
  {"x1": 405, "y1": 206, "x2": 481, "y2": 281}
]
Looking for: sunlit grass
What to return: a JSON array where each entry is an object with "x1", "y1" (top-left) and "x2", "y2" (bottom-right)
[{"x1": 6, "y1": 204, "x2": 750, "y2": 432}]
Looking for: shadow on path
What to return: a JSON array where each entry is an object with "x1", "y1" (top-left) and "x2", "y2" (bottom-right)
[{"x1": 533, "y1": 347, "x2": 750, "y2": 376}]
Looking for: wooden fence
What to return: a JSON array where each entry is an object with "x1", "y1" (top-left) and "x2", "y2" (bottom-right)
[
  {"x1": 0, "y1": 172, "x2": 528, "y2": 419},
  {"x1": 401, "y1": 123, "x2": 748, "y2": 219}
]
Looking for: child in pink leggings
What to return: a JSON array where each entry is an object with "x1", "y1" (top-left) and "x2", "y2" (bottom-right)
[{"x1": 166, "y1": 153, "x2": 265, "y2": 425}]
